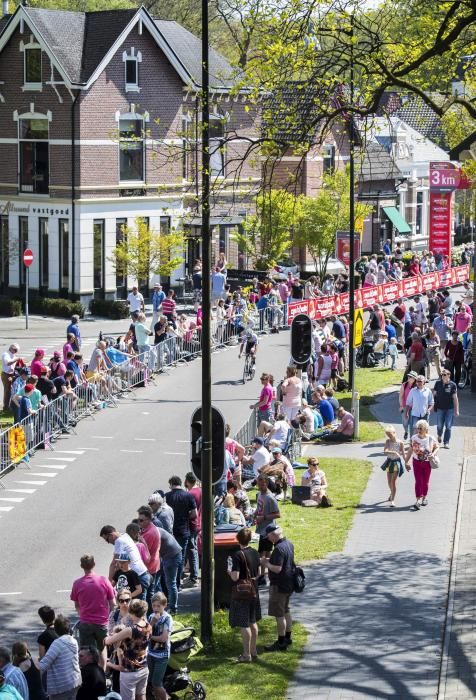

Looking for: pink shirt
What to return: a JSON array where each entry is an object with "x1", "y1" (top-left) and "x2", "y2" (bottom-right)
[
  {"x1": 30, "y1": 359, "x2": 45, "y2": 378},
  {"x1": 454, "y1": 311, "x2": 471, "y2": 333},
  {"x1": 141, "y1": 523, "x2": 161, "y2": 574},
  {"x1": 259, "y1": 383, "x2": 273, "y2": 411},
  {"x1": 136, "y1": 541, "x2": 149, "y2": 565},
  {"x1": 70, "y1": 573, "x2": 115, "y2": 626},
  {"x1": 338, "y1": 411, "x2": 355, "y2": 436}
]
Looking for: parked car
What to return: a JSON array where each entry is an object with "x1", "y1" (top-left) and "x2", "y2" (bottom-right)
[{"x1": 272, "y1": 259, "x2": 300, "y2": 280}]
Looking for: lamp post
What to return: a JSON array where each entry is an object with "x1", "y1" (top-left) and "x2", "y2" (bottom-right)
[
  {"x1": 200, "y1": 0, "x2": 214, "y2": 643},
  {"x1": 348, "y1": 11, "x2": 356, "y2": 403}
]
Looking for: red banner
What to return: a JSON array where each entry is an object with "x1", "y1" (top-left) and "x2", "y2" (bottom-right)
[
  {"x1": 287, "y1": 265, "x2": 469, "y2": 322},
  {"x1": 429, "y1": 190, "x2": 452, "y2": 258}
]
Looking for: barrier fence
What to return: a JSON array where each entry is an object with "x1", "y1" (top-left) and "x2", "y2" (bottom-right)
[{"x1": 0, "y1": 263, "x2": 469, "y2": 479}]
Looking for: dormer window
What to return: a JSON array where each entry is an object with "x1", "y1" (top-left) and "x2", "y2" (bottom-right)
[
  {"x1": 122, "y1": 48, "x2": 141, "y2": 93},
  {"x1": 21, "y1": 38, "x2": 42, "y2": 91}
]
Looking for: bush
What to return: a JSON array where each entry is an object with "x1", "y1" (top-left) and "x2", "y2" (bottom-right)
[
  {"x1": 89, "y1": 299, "x2": 129, "y2": 319},
  {"x1": 0, "y1": 296, "x2": 22, "y2": 317},
  {"x1": 29, "y1": 297, "x2": 85, "y2": 318}
]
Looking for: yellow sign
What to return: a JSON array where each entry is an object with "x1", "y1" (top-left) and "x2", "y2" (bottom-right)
[
  {"x1": 8, "y1": 426, "x2": 27, "y2": 464},
  {"x1": 353, "y1": 308, "x2": 364, "y2": 348}
]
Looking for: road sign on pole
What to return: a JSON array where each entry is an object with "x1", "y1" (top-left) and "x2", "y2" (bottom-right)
[
  {"x1": 353, "y1": 308, "x2": 364, "y2": 347},
  {"x1": 23, "y1": 248, "x2": 33, "y2": 330},
  {"x1": 336, "y1": 230, "x2": 361, "y2": 267}
]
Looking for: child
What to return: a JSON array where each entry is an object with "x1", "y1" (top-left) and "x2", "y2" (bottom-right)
[
  {"x1": 148, "y1": 592, "x2": 173, "y2": 700},
  {"x1": 388, "y1": 337, "x2": 398, "y2": 370},
  {"x1": 381, "y1": 426, "x2": 405, "y2": 507},
  {"x1": 106, "y1": 624, "x2": 125, "y2": 692}
]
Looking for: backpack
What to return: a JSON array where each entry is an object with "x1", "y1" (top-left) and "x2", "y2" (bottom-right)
[
  {"x1": 320, "y1": 494, "x2": 333, "y2": 508},
  {"x1": 336, "y1": 377, "x2": 349, "y2": 392},
  {"x1": 293, "y1": 565, "x2": 306, "y2": 593}
]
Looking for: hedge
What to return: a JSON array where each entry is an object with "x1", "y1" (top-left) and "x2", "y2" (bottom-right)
[
  {"x1": 29, "y1": 297, "x2": 85, "y2": 318},
  {"x1": 0, "y1": 297, "x2": 22, "y2": 317},
  {"x1": 89, "y1": 299, "x2": 130, "y2": 319}
]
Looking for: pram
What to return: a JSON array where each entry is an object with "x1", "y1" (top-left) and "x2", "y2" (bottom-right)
[
  {"x1": 163, "y1": 624, "x2": 206, "y2": 699},
  {"x1": 356, "y1": 334, "x2": 380, "y2": 368}
]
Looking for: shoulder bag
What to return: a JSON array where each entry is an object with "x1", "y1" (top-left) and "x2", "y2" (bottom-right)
[{"x1": 231, "y1": 550, "x2": 257, "y2": 601}]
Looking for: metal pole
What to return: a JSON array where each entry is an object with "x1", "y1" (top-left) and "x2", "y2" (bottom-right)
[
  {"x1": 471, "y1": 247, "x2": 476, "y2": 392},
  {"x1": 25, "y1": 264, "x2": 29, "y2": 330},
  {"x1": 348, "y1": 12, "x2": 356, "y2": 400},
  {"x1": 200, "y1": 0, "x2": 214, "y2": 644}
]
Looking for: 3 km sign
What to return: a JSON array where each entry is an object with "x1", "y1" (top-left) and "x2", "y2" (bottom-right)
[{"x1": 429, "y1": 162, "x2": 462, "y2": 192}]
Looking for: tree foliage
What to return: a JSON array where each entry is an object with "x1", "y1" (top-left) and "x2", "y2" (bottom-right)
[
  {"x1": 109, "y1": 217, "x2": 184, "y2": 283},
  {"x1": 295, "y1": 167, "x2": 372, "y2": 279}
]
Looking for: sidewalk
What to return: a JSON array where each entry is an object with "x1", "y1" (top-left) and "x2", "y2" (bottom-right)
[{"x1": 288, "y1": 386, "x2": 468, "y2": 700}]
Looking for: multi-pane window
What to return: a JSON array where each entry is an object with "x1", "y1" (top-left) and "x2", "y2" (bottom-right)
[
  {"x1": 209, "y1": 118, "x2": 225, "y2": 178},
  {"x1": 119, "y1": 118, "x2": 144, "y2": 182},
  {"x1": 116, "y1": 218, "x2": 127, "y2": 292},
  {"x1": 323, "y1": 144, "x2": 335, "y2": 174},
  {"x1": 24, "y1": 47, "x2": 42, "y2": 86},
  {"x1": 0, "y1": 216, "x2": 9, "y2": 290},
  {"x1": 415, "y1": 190, "x2": 424, "y2": 235},
  {"x1": 93, "y1": 220, "x2": 105, "y2": 292},
  {"x1": 59, "y1": 219, "x2": 69, "y2": 291},
  {"x1": 19, "y1": 118, "x2": 49, "y2": 194},
  {"x1": 39, "y1": 217, "x2": 48, "y2": 288},
  {"x1": 19, "y1": 217, "x2": 28, "y2": 287},
  {"x1": 125, "y1": 58, "x2": 138, "y2": 88}
]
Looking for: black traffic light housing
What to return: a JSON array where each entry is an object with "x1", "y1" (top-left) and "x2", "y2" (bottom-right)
[
  {"x1": 290, "y1": 313, "x2": 312, "y2": 366},
  {"x1": 190, "y1": 405, "x2": 225, "y2": 483}
]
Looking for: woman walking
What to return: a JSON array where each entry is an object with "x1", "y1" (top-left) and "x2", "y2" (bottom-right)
[
  {"x1": 405, "y1": 419, "x2": 439, "y2": 510},
  {"x1": 398, "y1": 371, "x2": 417, "y2": 440},
  {"x1": 381, "y1": 426, "x2": 405, "y2": 507},
  {"x1": 227, "y1": 527, "x2": 261, "y2": 663},
  {"x1": 281, "y1": 366, "x2": 302, "y2": 421}
]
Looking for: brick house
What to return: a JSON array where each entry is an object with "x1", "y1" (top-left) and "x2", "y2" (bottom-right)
[{"x1": 0, "y1": 4, "x2": 259, "y2": 304}]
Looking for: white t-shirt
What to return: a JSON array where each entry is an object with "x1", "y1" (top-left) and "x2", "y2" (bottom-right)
[
  {"x1": 252, "y1": 446, "x2": 271, "y2": 476},
  {"x1": 1, "y1": 350, "x2": 16, "y2": 374},
  {"x1": 411, "y1": 434, "x2": 437, "y2": 461},
  {"x1": 113, "y1": 533, "x2": 147, "y2": 576},
  {"x1": 270, "y1": 419, "x2": 290, "y2": 445},
  {"x1": 127, "y1": 291, "x2": 144, "y2": 312}
]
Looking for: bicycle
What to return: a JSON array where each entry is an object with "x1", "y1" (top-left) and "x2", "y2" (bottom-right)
[{"x1": 242, "y1": 352, "x2": 256, "y2": 384}]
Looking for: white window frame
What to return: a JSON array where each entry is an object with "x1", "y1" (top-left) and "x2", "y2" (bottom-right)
[
  {"x1": 20, "y1": 37, "x2": 43, "y2": 92},
  {"x1": 209, "y1": 112, "x2": 226, "y2": 179},
  {"x1": 116, "y1": 108, "x2": 149, "y2": 184},
  {"x1": 122, "y1": 48, "x2": 142, "y2": 93},
  {"x1": 14, "y1": 105, "x2": 52, "y2": 196}
]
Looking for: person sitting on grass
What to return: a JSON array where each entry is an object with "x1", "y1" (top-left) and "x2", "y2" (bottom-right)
[
  {"x1": 316, "y1": 406, "x2": 354, "y2": 443},
  {"x1": 301, "y1": 457, "x2": 328, "y2": 505}
]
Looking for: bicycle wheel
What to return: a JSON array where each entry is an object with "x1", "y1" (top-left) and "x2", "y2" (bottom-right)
[
  {"x1": 243, "y1": 356, "x2": 249, "y2": 384},
  {"x1": 458, "y1": 365, "x2": 467, "y2": 390},
  {"x1": 249, "y1": 361, "x2": 256, "y2": 381}
]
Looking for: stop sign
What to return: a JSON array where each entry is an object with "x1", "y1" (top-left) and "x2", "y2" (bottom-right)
[{"x1": 23, "y1": 248, "x2": 34, "y2": 267}]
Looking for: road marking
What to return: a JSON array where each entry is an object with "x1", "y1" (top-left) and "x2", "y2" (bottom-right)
[
  {"x1": 5, "y1": 488, "x2": 36, "y2": 494},
  {"x1": 42, "y1": 457, "x2": 76, "y2": 462},
  {"x1": 56, "y1": 589, "x2": 71, "y2": 593},
  {"x1": 29, "y1": 473, "x2": 57, "y2": 478},
  {"x1": 91, "y1": 436, "x2": 113, "y2": 439},
  {"x1": 163, "y1": 451, "x2": 186, "y2": 456},
  {"x1": 120, "y1": 449, "x2": 143, "y2": 453},
  {"x1": 54, "y1": 450, "x2": 85, "y2": 455},
  {"x1": 142, "y1": 412, "x2": 150, "y2": 415},
  {"x1": 35, "y1": 464, "x2": 67, "y2": 470},
  {"x1": 0, "y1": 507, "x2": 14, "y2": 512},
  {"x1": 77, "y1": 447, "x2": 100, "y2": 451},
  {"x1": 15, "y1": 480, "x2": 47, "y2": 485},
  {"x1": 176, "y1": 440, "x2": 189, "y2": 443},
  {"x1": 0, "y1": 591, "x2": 21, "y2": 595},
  {"x1": 134, "y1": 438, "x2": 156, "y2": 442},
  {"x1": 0, "y1": 497, "x2": 24, "y2": 502}
]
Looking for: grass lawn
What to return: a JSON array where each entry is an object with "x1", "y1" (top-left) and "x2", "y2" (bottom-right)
[
  {"x1": 0, "y1": 409, "x2": 14, "y2": 430},
  {"x1": 340, "y1": 367, "x2": 402, "y2": 442},
  {"x1": 175, "y1": 611, "x2": 307, "y2": 700},
  {"x1": 179, "y1": 457, "x2": 372, "y2": 699}
]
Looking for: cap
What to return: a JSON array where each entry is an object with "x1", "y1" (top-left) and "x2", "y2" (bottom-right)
[
  {"x1": 19, "y1": 367, "x2": 29, "y2": 375},
  {"x1": 115, "y1": 552, "x2": 130, "y2": 561},
  {"x1": 154, "y1": 283, "x2": 162, "y2": 288},
  {"x1": 35, "y1": 348, "x2": 45, "y2": 357},
  {"x1": 24, "y1": 383, "x2": 34, "y2": 392},
  {"x1": 272, "y1": 447, "x2": 282, "y2": 454},
  {"x1": 407, "y1": 371, "x2": 418, "y2": 379},
  {"x1": 252, "y1": 437, "x2": 264, "y2": 446},
  {"x1": 265, "y1": 524, "x2": 281, "y2": 535},
  {"x1": 53, "y1": 351, "x2": 61, "y2": 359}
]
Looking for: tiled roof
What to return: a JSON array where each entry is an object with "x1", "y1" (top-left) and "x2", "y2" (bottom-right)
[
  {"x1": 359, "y1": 141, "x2": 401, "y2": 182},
  {"x1": 393, "y1": 95, "x2": 447, "y2": 150},
  {"x1": 262, "y1": 82, "x2": 329, "y2": 145}
]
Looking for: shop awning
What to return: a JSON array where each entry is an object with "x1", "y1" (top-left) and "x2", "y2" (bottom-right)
[{"x1": 382, "y1": 206, "x2": 411, "y2": 234}]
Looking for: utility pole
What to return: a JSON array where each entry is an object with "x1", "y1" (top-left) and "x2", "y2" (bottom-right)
[
  {"x1": 348, "y1": 11, "x2": 356, "y2": 404},
  {"x1": 200, "y1": 0, "x2": 214, "y2": 644}
]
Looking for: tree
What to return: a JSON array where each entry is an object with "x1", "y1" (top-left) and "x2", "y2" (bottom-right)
[
  {"x1": 295, "y1": 167, "x2": 372, "y2": 279},
  {"x1": 109, "y1": 217, "x2": 184, "y2": 284},
  {"x1": 233, "y1": 189, "x2": 302, "y2": 269}
]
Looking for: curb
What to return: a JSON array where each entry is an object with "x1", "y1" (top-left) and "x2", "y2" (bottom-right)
[{"x1": 437, "y1": 455, "x2": 467, "y2": 700}]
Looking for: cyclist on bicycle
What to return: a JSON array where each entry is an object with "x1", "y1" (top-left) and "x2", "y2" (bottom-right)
[{"x1": 239, "y1": 328, "x2": 258, "y2": 365}]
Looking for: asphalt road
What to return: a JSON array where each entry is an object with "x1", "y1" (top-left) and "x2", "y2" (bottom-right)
[{"x1": 0, "y1": 329, "x2": 291, "y2": 645}]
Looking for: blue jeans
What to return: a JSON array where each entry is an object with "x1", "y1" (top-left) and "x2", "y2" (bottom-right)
[
  {"x1": 437, "y1": 409, "x2": 454, "y2": 445},
  {"x1": 161, "y1": 553, "x2": 182, "y2": 612},
  {"x1": 138, "y1": 571, "x2": 152, "y2": 601},
  {"x1": 186, "y1": 532, "x2": 199, "y2": 582},
  {"x1": 409, "y1": 413, "x2": 429, "y2": 437},
  {"x1": 176, "y1": 535, "x2": 190, "y2": 587}
]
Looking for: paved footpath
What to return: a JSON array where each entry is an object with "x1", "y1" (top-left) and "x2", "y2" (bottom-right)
[{"x1": 288, "y1": 386, "x2": 475, "y2": 700}]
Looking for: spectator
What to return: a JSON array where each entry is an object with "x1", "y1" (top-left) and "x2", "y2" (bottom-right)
[
  {"x1": 49, "y1": 352, "x2": 66, "y2": 379},
  {"x1": 11, "y1": 643, "x2": 45, "y2": 700},
  {"x1": 319, "y1": 406, "x2": 354, "y2": 443},
  {"x1": 406, "y1": 375, "x2": 434, "y2": 437},
  {"x1": 161, "y1": 290, "x2": 177, "y2": 328},
  {"x1": 10, "y1": 368, "x2": 29, "y2": 423},
  {"x1": 63, "y1": 334, "x2": 78, "y2": 361},
  {"x1": 227, "y1": 527, "x2": 262, "y2": 663},
  {"x1": 242, "y1": 437, "x2": 271, "y2": 479},
  {"x1": 137, "y1": 505, "x2": 161, "y2": 602},
  {"x1": 147, "y1": 593, "x2": 173, "y2": 700},
  {"x1": 254, "y1": 475, "x2": 280, "y2": 586},
  {"x1": 433, "y1": 369, "x2": 459, "y2": 448},
  {"x1": 281, "y1": 367, "x2": 302, "y2": 421},
  {"x1": 31, "y1": 350, "x2": 47, "y2": 379},
  {"x1": 432, "y1": 309, "x2": 452, "y2": 354},
  {"x1": 38, "y1": 616, "x2": 81, "y2": 700},
  {"x1": 37, "y1": 607, "x2": 57, "y2": 660},
  {"x1": 405, "y1": 419, "x2": 439, "y2": 510},
  {"x1": 76, "y1": 648, "x2": 106, "y2": 700},
  {"x1": 148, "y1": 493, "x2": 174, "y2": 534},
  {"x1": 156, "y1": 527, "x2": 182, "y2": 614},
  {"x1": 127, "y1": 286, "x2": 145, "y2": 316},
  {"x1": 99, "y1": 526, "x2": 151, "y2": 602},
  {"x1": 408, "y1": 332, "x2": 426, "y2": 375},
  {"x1": 301, "y1": 457, "x2": 327, "y2": 505},
  {"x1": 0, "y1": 674, "x2": 23, "y2": 700},
  {"x1": 66, "y1": 316, "x2": 81, "y2": 349},
  {"x1": 70, "y1": 555, "x2": 115, "y2": 670},
  {"x1": 183, "y1": 472, "x2": 201, "y2": 589},
  {"x1": 260, "y1": 525, "x2": 295, "y2": 652},
  {"x1": 111, "y1": 554, "x2": 142, "y2": 599},
  {"x1": 0, "y1": 650, "x2": 28, "y2": 700},
  {"x1": 165, "y1": 476, "x2": 197, "y2": 589},
  {"x1": 151, "y1": 284, "x2": 165, "y2": 328},
  {"x1": 133, "y1": 315, "x2": 153, "y2": 357},
  {"x1": 444, "y1": 331, "x2": 464, "y2": 386},
  {"x1": 249, "y1": 373, "x2": 274, "y2": 424},
  {"x1": 222, "y1": 494, "x2": 246, "y2": 526}
]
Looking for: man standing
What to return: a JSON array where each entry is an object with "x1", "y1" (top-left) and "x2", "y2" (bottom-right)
[
  {"x1": 127, "y1": 285, "x2": 145, "y2": 317},
  {"x1": 149, "y1": 493, "x2": 174, "y2": 533},
  {"x1": 183, "y1": 472, "x2": 201, "y2": 588},
  {"x1": 406, "y1": 375, "x2": 434, "y2": 437},
  {"x1": 254, "y1": 475, "x2": 280, "y2": 586},
  {"x1": 1, "y1": 344, "x2": 21, "y2": 412},
  {"x1": 433, "y1": 369, "x2": 459, "y2": 449},
  {"x1": 70, "y1": 555, "x2": 115, "y2": 670},
  {"x1": 433, "y1": 309, "x2": 452, "y2": 356},
  {"x1": 0, "y1": 649, "x2": 28, "y2": 700},
  {"x1": 165, "y1": 476, "x2": 197, "y2": 588},
  {"x1": 151, "y1": 283, "x2": 165, "y2": 328},
  {"x1": 99, "y1": 525, "x2": 151, "y2": 600},
  {"x1": 383, "y1": 238, "x2": 392, "y2": 256},
  {"x1": 260, "y1": 525, "x2": 295, "y2": 652},
  {"x1": 157, "y1": 527, "x2": 183, "y2": 614},
  {"x1": 137, "y1": 505, "x2": 161, "y2": 599},
  {"x1": 211, "y1": 267, "x2": 226, "y2": 303},
  {"x1": 76, "y1": 647, "x2": 106, "y2": 700}
]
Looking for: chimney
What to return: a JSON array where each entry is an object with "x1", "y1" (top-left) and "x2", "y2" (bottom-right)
[{"x1": 2, "y1": 0, "x2": 8, "y2": 16}]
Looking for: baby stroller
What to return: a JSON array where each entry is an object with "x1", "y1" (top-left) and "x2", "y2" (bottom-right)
[
  {"x1": 163, "y1": 624, "x2": 206, "y2": 699},
  {"x1": 356, "y1": 334, "x2": 378, "y2": 368}
]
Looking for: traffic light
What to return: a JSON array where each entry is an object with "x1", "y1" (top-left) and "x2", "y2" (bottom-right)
[
  {"x1": 190, "y1": 406, "x2": 225, "y2": 483},
  {"x1": 290, "y1": 313, "x2": 312, "y2": 366}
]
